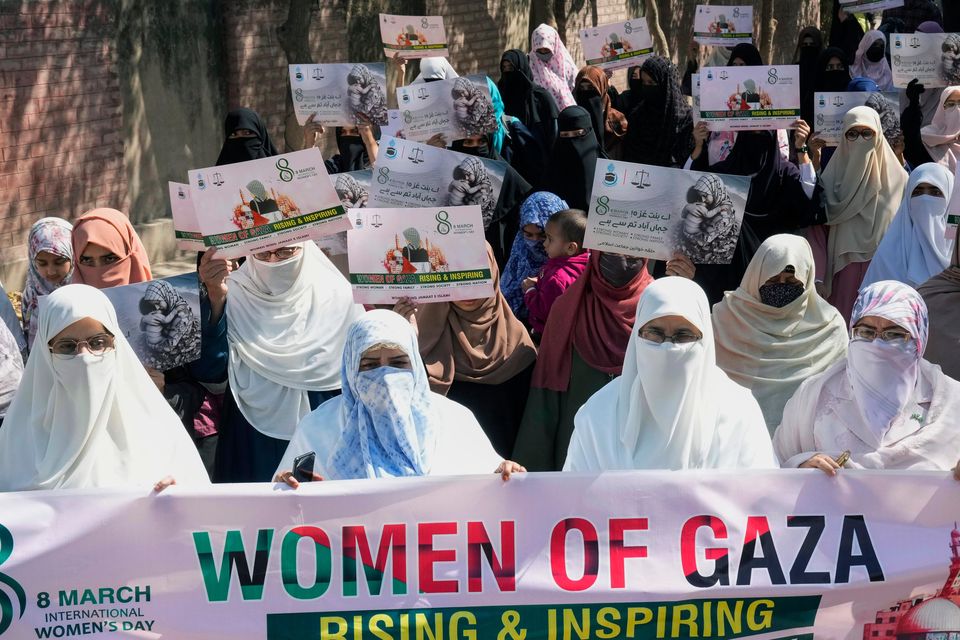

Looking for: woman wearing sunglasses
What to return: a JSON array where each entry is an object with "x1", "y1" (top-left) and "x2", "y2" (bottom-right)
[
  {"x1": 808, "y1": 106, "x2": 909, "y2": 322},
  {"x1": 195, "y1": 243, "x2": 364, "y2": 483},
  {"x1": 0, "y1": 285, "x2": 209, "y2": 491},
  {"x1": 774, "y1": 280, "x2": 960, "y2": 476}
]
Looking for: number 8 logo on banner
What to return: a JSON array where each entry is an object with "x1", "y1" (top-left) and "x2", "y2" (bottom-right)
[{"x1": 0, "y1": 524, "x2": 26, "y2": 635}]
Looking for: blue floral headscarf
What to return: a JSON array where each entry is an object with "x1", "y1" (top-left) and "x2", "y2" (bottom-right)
[{"x1": 499, "y1": 191, "x2": 569, "y2": 318}]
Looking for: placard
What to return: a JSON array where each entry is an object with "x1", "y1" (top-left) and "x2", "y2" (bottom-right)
[
  {"x1": 583, "y1": 159, "x2": 750, "y2": 264},
  {"x1": 578, "y1": 18, "x2": 654, "y2": 70},
  {"x1": 379, "y1": 109, "x2": 405, "y2": 139},
  {"x1": 370, "y1": 137, "x2": 507, "y2": 229},
  {"x1": 892, "y1": 32, "x2": 960, "y2": 89},
  {"x1": 317, "y1": 170, "x2": 372, "y2": 257},
  {"x1": 840, "y1": 0, "x2": 904, "y2": 12},
  {"x1": 813, "y1": 91, "x2": 901, "y2": 146},
  {"x1": 168, "y1": 181, "x2": 203, "y2": 252},
  {"x1": 188, "y1": 148, "x2": 348, "y2": 259},
  {"x1": 347, "y1": 205, "x2": 493, "y2": 303},
  {"x1": 379, "y1": 14, "x2": 448, "y2": 59},
  {"x1": 101, "y1": 273, "x2": 201, "y2": 371},
  {"x1": 288, "y1": 63, "x2": 388, "y2": 127},
  {"x1": 396, "y1": 74, "x2": 497, "y2": 144},
  {"x1": 693, "y1": 5, "x2": 754, "y2": 46},
  {"x1": 699, "y1": 64, "x2": 801, "y2": 131}
]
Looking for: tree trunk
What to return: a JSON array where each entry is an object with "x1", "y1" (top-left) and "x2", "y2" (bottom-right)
[
  {"x1": 758, "y1": 0, "x2": 777, "y2": 65},
  {"x1": 645, "y1": 0, "x2": 670, "y2": 60},
  {"x1": 277, "y1": 0, "x2": 315, "y2": 152},
  {"x1": 529, "y1": 0, "x2": 556, "y2": 40}
]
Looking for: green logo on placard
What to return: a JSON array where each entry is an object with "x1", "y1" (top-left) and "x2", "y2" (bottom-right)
[
  {"x1": 0, "y1": 524, "x2": 26, "y2": 635},
  {"x1": 435, "y1": 210, "x2": 451, "y2": 235},
  {"x1": 276, "y1": 158, "x2": 294, "y2": 182}
]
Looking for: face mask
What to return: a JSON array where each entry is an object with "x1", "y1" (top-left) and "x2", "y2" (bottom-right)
[
  {"x1": 219, "y1": 137, "x2": 264, "y2": 165},
  {"x1": 251, "y1": 251, "x2": 302, "y2": 295},
  {"x1": 865, "y1": 43, "x2": 885, "y2": 63},
  {"x1": 758, "y1": 282, "x2": 805, "y2": 308},
  {"x1": 350, "y1": 366, "x2": 425, "y2": 477},
  {"x1": 909, "y1": 194, "x2": 947, "y2": 223},
  {"x1": 628, "y1": 74, "x2": 643, "y2": 94},
  {"x1": 634, "y1": 338, "x2": 704, "y2": 434},
  {"x1": 337, "y1": 131, "x2": 366, "y2": 168},
  {"x1": 639, "y1": 85, "x2": 663, "y2": 108},
  {"x1": 822, "y1": 69, "x2": 851, "y2": 91},
  {"x1": 51, "y1": 351, "x2": 116, "y2": 403},
  {"x1": 847, "y1": 338, "x2": 919, "y2": 437},
  {"x1": 599, "y1": 253, "x2": 643, "y2": 287},
  {"x1": 535, "y1": 51, "x2": 553, "y2": 63}
]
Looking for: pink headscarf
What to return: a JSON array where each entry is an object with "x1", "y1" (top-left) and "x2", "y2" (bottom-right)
[
  {"x1": 71, "y1": 208, "x2": 152, "y2": 289},
  {"x1": 921, "y1": 86, "x2": 960, "y2": 173},
  {"x1": 529, "y1": 24, "x2": 578, "y2": 110},
  {"x1": 850, "y1": 30, "x2": 894, "y2": 91}
]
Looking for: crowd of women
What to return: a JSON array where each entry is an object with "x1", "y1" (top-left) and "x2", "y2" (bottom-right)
[{"x1": 1, "y1": 1, "x2": 959, "y2": 494}]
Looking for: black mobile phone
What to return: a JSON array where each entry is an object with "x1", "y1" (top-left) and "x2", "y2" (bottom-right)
[{"x1": 292, "y1": 451, "x2": 316, "y2": 483}]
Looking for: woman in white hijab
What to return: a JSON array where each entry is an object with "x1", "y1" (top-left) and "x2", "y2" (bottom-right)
[
  {"x1": 0, "y1": 284, "x2": 209, "y2": 491},
  {"x1": 850, "y1": 30, "x2": 894, "y2": 91},
  {"x1": 862, "y1": 162, "x2": 955, "y2": 289},
  {"x1": 197, "y1": 243, "x2": 364, "y2": 483},
  {"x1": 810, "y1": 105, "x2": 909, "y2": 322},
  {"x1": 275, "y1": 310, "x2": 519, "y2": 484},
  {"x1": 713, "y1": 235, "x2": 848, "y2": 433},
  {"x1": 774, "y1": 280, "x2": 960, "y2": 474},
  {"x1": 563, "y1": 277, "x2": 777, "y2": 472}
]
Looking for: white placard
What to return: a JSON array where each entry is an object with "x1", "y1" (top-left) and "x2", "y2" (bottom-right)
[
  {"x1": 584, "y1": 159, "x2": 750, "y2": 264},
  {"x1": 188, "y1": 148, "x2": 348, "y2": 259},
  {"x1": 396, "y1": 75, "x2": 497, "y2": 144},
  {"x1": 168, "y1": 181, "x2": 203, "y2": 251},
  {"x1": 699, "y1": 65, "x2": 801, "y2": 131},
  {"x1": 892, "y1": 33, "x2": 960, "y2": 89},
  {"x1": 813, "y1": 92, "x2": 901, "y2": 146},
  {"x1": 693, "y1": 5, "x2": 754, "y2": 46},
  {"x1": 578, "y1": 18, "x2": 654, "y2": 70},
  {"x1": 288, "y1": 63, "x2": 388, "y2": 126},
  {"x1": 379, "y1": 14, "x2": 448, "y2": 59}
]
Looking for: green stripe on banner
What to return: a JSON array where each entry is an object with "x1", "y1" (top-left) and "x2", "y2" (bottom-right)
[
  {"x1": 350, "y1": 269, "x2": 492, "y2": 286},
  {"x1": 175, "y1": 230, "x2": 203, "y2": 240},
  {"x1": 694, "y1": 32, "x2": 753, "y2": 39},
  {"x1": 585, "y1": 49, "x2": 655, "y2": 66},
  {"x1": 265, "y1": 595, "x2": 821, "y2": 640},
  {"x1": 203, "y1": 205, "x2": 345, "y2": 247},
  {"x1": 383, "y1": 43, "x2": 447, "y2": 51},
  {"x1": 948, "y1": 214, "x2": 960, "y2": 225}
]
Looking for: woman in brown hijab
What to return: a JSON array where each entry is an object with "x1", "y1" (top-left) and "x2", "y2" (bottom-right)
[
  {"x1": 405, "y1": 246, "x2": 538, "y2": 457},
  {"x1": 573, "y1": 65, "x2": 628, "y2": 158},
  {"x1": 918, "y1": 235, "x2": 960, "y2": 379}
]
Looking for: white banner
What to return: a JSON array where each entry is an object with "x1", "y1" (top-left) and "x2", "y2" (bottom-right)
[
  {"x1": 188, "y1": 148, "x2": 348, "y2": 259},
  {"x1": 168, "y1": 181, "x2": 203, "y2": 252},
  {"x1": 813, "y1": 91, "x2": 900, "y2": 146},
  {"x1": 699, "y1": 65, "x2": 801, "y2": 131},
  {"x1": 892, "y1": 33, "x2": 960, "y2": 89},
  {"x1": 584, "y1": 159, "x2": 749, "y2": 263},
  {"x1": 379, "y1": 14, "x2": 448, "y2": 59},
  {"x1": 0, "y1": 472, "x2": 958, "y2": 639},
  {"x1": 347, "y1": 205, "x2": 493, "y2": 304},
  {"x1": 288, "y1": 63, "x2": 388, "y2": 127},
  {"x1": 578, "y1": 18, "x2": 654, "y2": 70},
  {"x1": 396, "y1": 75, "x2": 497, "y2": 144},
  {"x1": 693, "y1": 5, "x2": 754, "y2": 46}
]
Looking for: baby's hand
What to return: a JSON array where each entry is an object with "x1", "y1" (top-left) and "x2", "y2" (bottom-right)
[{"x1": 521, "y1": 276, "x2": 538, "y2": 292}]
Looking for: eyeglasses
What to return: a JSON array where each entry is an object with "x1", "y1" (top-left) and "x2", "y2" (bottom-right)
[
  {"x1": 252, "y1": 246, "x2": 301, "y2": 262},
  {"x1": 851, "y1": 325, "x2": 912, "y2": 343},
  {"x1": 639, "y1": 328, "x2": 702, "y2": 345},
  {"x1": 944, "y1": 100, "x2": 960, "y2": 109},
  {"x1": 48, "y1": 333, "x2": 116, "y2": 358},
  {"x1": 844, "y1": 129, "x2": 876, "y2": 141}
]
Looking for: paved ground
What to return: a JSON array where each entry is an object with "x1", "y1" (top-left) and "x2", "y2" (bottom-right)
[{"x1": 151, "y1": 253, "x2": 197, "y2": 278}]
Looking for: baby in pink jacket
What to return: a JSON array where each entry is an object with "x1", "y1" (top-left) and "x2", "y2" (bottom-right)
[{"x1": 522, "y1": 208, "x2": 590, "y2": 336}]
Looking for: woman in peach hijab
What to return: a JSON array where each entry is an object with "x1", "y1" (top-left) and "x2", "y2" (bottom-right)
[{"x1": 71, "y1": 208, "x2": 152, "y2": 288}]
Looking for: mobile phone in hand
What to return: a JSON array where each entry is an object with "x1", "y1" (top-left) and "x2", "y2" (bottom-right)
[{"x1": 293, "y1": 451, "x2": 316, "y2": 483}]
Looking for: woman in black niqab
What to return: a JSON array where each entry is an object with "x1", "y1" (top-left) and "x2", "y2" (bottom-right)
[
  {"x1": 622, "y1": 56, "x2": 693, "y2": 168},
  {"x1": 545, "y1": 106, "x2": 599, "y2": 211},
  {"x1": 215, "y1": 108, "x2": 279, "y2": 166}
]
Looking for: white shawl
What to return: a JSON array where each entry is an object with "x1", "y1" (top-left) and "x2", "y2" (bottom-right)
[
  {"x1": 0, "y1": 284, "x2": 209, "y2": 491},
  {"x1": 226, "y1": 243, "x2": 365, "y2": 440},
  {"x1": 564, "y1": 277, "x2": 778, "y2": 472}
]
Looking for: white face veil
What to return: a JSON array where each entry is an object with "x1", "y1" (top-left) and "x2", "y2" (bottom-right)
[
  {"x1": 566, "y1": 277, "x2": 777, "y2": 472},
  {"x1": 0, "y1": 284, "x2": 209, "y2": 491}
]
